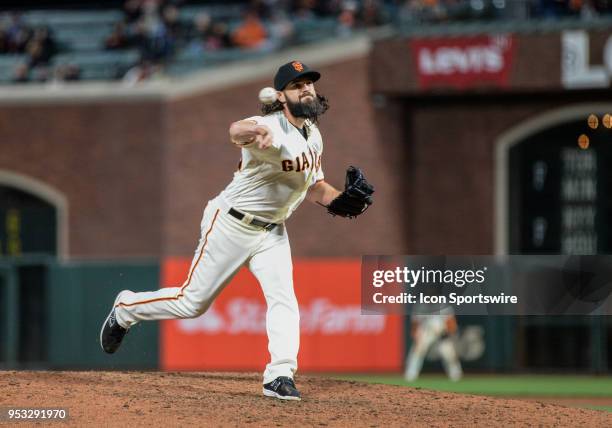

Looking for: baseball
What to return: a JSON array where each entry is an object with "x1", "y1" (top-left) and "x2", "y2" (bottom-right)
[{"x1": 259, "y1": 87, "x2": 277, "y2": 104}]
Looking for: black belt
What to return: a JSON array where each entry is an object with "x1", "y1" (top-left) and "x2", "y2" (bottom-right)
[{"x1": 228, "y1": 208, "x2": 278, "y2": 231}]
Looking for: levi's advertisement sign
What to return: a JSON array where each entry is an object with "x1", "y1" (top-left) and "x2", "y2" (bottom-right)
[
  {"x1": 161, "y1": 258, "x2": 402, "y2": 371},
  {"x1": 410, "y1": 34, "x2": 515, "y2": 90}
]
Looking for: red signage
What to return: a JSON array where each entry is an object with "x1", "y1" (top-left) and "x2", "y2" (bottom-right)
[
  {"x1": 160, "y1": 258, "x2": 402, "y2": 372},
  {"x1": 411, "y1": 34, "x2": 515, "y2": 90}
]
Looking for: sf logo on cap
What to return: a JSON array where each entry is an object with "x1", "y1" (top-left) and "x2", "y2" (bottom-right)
[{"x1": 292, "y1": 61, "x2": 304, "y2": 72}]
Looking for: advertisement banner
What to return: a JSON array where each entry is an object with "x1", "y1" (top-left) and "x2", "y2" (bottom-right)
[
  {"x1": 161, "y1": 258, "x2": 402, "y2": 372},
  {"x1": 410, "y1": 34, "x2": 515, "y2": 90},
  {"x1": 561, "y1": 30, "x2": 612, "y2": 89}
]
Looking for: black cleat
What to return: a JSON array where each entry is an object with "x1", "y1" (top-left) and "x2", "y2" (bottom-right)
[
  {"x1": 263, "y1": 376, "x2": 301, "y2": 401},
  {"x1": 100, "y1": 303, "x2": 128, "y2": 354}
]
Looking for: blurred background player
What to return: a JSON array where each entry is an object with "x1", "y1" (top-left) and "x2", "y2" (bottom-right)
[{"x1": 405, "y1": 307, "x2": 463, "y2": 382}]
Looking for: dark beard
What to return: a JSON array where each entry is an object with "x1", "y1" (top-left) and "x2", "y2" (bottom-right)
[{"x1": 285, "y1": 96, "x2": 327, "y2": 122}]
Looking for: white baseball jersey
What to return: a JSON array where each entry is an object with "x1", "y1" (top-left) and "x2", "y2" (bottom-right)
[
  {"x1": 412, "y1": 306, "x2": 456, "y2": 334},
  {"x1": 220, "y1": 111, "x2": 324, "y2": 224}
]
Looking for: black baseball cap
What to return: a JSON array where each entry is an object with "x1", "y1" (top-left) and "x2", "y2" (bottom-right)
[{"x1": 274, "y1": 61, "x2": 321, "y2": 91}]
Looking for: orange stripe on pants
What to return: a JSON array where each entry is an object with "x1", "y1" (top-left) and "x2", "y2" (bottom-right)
[{"x1": 115, "y1": 209, "x2": 220, "y2": 308}]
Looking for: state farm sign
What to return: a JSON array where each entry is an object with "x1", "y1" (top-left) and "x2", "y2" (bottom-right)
[
  {"x1": 411, "y1": 34, "x2": 515, "y2": 90},
  {"x1": 178, "y1": 298, "x2": 386, "y2": 335},
  {"x1": 161, "y1": 259, "x2": 402, "y2": 372}
]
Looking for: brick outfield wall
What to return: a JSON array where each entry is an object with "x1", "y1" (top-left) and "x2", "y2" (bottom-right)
[
  {"x1": 387, "y1": 93, "x2": 612, "y2": 255},
  {"x1": 1, "y1": 41, "x2": 609, "y2": 259},
  {"x1": 0, "y1": 101, "x2": 164, "y2": 258},
  {"x1": 368, "y1": 29, "x2": 612, "y2": 254},
  {"x1": 0, "y1": 56, "x2": 407, "y2": 259}
]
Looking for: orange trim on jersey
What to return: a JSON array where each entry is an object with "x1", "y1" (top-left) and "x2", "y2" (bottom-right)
[{"x1": 115, "y1": 209, "x2": 220, "y2": 308}]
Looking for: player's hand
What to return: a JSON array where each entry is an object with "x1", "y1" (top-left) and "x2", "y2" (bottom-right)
[{"x1": 253, "y1": 125, "x2": 273, "y2": 150}]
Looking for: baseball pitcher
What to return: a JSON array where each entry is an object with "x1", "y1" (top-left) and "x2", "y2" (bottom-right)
[{"x1": 100, "y1": 61, "x2": 374, "y2": 401}]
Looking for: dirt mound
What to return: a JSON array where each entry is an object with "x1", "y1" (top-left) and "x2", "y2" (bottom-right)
[{"x1": 1, "y1": 371, "x2": 610, "y2": 427}]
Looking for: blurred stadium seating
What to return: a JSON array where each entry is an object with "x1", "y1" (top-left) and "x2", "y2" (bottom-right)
[{"x1": 1, "y1": 0, "x2": 610, "y2": 84}]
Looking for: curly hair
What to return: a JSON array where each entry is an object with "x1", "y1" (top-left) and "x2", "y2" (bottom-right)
[
  {"x1": 261, "y1": 94, "x2": 330, "y2": 125},
  {"x1": 261, "y1": 100, "x2": 284, "y2": 116}
]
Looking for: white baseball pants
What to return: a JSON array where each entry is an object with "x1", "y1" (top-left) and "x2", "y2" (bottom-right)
[
  {"x1": 405, "y1": 322, "x2": 462, "y2": 382},
  {"x1": 114, "y1": 197, "x2": 300, "y2": 384}
]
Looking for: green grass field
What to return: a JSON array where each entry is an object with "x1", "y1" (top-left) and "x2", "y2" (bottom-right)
[
  {"x1": 333, "y1": 374, "x2": 612, "y2": 396},
  {"x1": 332, "y1": 374, "x2": 612, "y2": 412},
  {"x1": 586, "y1": 406, "x2": 612, "y2": 412}
]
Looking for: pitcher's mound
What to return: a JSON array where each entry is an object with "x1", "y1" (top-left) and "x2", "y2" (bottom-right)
[{"x1": 1, "y1": 371, "x2": 610, "y2": 426}]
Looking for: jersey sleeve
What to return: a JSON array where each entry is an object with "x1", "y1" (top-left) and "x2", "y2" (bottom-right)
[{"x1": 240, "y1": 115, "x2": 282, "y2": 150}]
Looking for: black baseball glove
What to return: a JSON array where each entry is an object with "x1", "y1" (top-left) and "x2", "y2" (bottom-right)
[{"x1": 326, "y1": 166, "x2": 374, "y2": 218}]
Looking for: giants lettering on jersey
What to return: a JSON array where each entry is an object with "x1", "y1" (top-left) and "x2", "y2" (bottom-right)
[{"x1": 282, "y1": 148, "x2": 322, "y2": 173}]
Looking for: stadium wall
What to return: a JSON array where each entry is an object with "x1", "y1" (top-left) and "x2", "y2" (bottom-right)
[
  {"x1": 0, "y1": 39, "x2": 407, "y2": 370},
  {"x1": 0, "y1": 100, "x2": 165, "y2": 259},
  {"x1": 370, "y1": 28, "x2": 612, "y2": 254},
  {"x1": 2, "y1": 29, "x2": 611, "y2": 371},
  {"x1": 0, "y1": 40, "x2": 406, "y2": 259}
]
